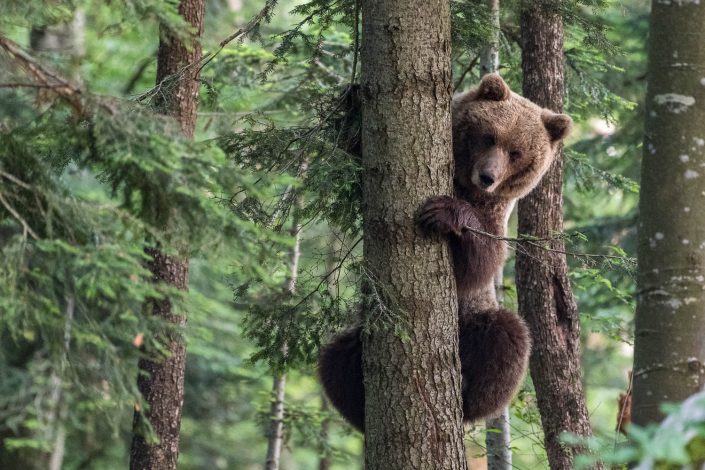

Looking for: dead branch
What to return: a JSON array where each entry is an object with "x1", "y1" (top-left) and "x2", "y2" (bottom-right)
[
  {"x1": 461, "y1": 224, "x2": 634, "y2": 266},
  {"x1": 197, "y1": 0, "x2": 278, "y2": 74},
  {"x1": 0, "y1": 34, "x2": 83, "y2": 114}
]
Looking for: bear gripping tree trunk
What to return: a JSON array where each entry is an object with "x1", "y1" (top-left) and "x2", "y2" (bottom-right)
[
  {"x1": 360, "y1": 0, "x2": 467, "y2": 469},
  {"x1": 129, "y1": 1, "x2": 205, "y2": 469},
  {"x1": 515, "y1": 2, "x2": 600, "y2": 469},
  {"x1": 632, "y1": 0, "x2": 705, "y2": 427}
]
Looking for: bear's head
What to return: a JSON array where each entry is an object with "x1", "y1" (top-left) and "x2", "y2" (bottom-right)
[{"x1": 452, "y1": 74, "x2": 572, "y2": 201}]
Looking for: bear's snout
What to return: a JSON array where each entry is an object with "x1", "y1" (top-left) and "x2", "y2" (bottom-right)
[
  {"x1": 478, "y1": 172, "x2": 495, "y2": 188},
  {"x1": 471, "y1": 148, "x2": 507, "y2": 193}
]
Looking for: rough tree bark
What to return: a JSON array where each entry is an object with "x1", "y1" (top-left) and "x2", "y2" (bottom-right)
[
  {"x1": 360, "y1": 0, "x2": 467, "y2": 469},
  {"x1": 632, "y1": 0, "x2": 705, "y2": 427},
  {"x1": 515, "y1": 2, "x2": 600, "y2": 469},
  {"x1": 129, "y1": 1, "x2": 204, "y2": 469}
]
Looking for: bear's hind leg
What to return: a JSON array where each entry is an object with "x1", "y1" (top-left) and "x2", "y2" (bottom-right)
[
  {"x1": 318, "y1": 327, "x2": 365, "y2": 431},
  {"x1": 459, "y1": 308, "x2": 531, "y2": 422}
]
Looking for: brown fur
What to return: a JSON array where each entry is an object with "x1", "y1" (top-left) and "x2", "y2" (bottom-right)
[
  {"x1": 318, "y1": 328, "x2": 364, "y2": 430},
  {"x1": 458, "y1": 308, "x2": 531, "y2": 421},
  {"x1": 417, "y1": 195, "x2": 506, "y2": 295},
  {"x1": 451, "y1": 74, "x2": 570, "y2": 202},
  {"x1": 319, "y1": 74, "x2": 571, "y2": 432}
]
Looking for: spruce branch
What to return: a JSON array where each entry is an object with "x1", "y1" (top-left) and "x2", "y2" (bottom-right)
[{"x1": 0, "y1": 34, "x2": 83, "y2": 114}]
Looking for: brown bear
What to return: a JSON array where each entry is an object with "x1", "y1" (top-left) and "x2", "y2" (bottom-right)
[{"x1": 319, "y1": 73, "x2": 572, "y2": 431}]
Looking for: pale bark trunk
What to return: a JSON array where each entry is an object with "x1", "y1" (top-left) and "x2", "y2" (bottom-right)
[
  {"x1": 478, "y1": 3, "x2": 514, "y2": 468},
  {"x1": 360, "y1": 0, "x2": 467, "y2": 469},
  {"x1": 29, "y1": 10, "x2": 85, "y2": 81},
  {"x1": 318, "y1": 233, "x2": 339, "y2": 470},
  {"x1": 47, "y1": 295, "x2": 73, "y2": 470},
  {"x1": 28, "y1": 24, "x2": 82, "y2": 470},
  {"x1": 515, "y1": 2, "x2": 600, "y2": 469},
  {"x1": 264, "y1": 373, "x2": 287, "y2": 470},
  {"x1": 264, "y1": 201, "x2": 302, "y2": 470},
  {"x1": 318, "y1": 394, "x2": 332, "y2": 470},
  {"x1": 632, "y1": 0, "x2": 705, "y2": 427},
  {"x1": 479, "y1": 0, "x2": 500, "y2": 77},
  {"x1": 129, "y1": 1, "x2": 204, "y2": 469}
]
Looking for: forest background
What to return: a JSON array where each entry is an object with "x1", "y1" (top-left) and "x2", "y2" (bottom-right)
[{"x1": 0, "y1": 0, "x2": 688, "y2": 468}]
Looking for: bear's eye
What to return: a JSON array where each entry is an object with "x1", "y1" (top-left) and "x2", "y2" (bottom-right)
[
  {"x1": 482, "y1": 134, "x2": 496, "y2": 147},
  {"x1": 509, "y1": 150, "x2": 523, "y2": 162}
]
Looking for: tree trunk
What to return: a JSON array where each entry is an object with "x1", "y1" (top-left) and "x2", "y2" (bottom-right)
[
  {"x1": 318, "y1": 394, "x2": 332, "y2": 470},
  {"x1": 477, "y1": 2, "x2": 514, "y2": 468},
  {"x1": 263, "y1": 373, "x2": 287, "y2": 470},
  {"x1": 129, "y1": 1, "x2": 204, "y2": 469},
  {"x1": 360, "y1": 1, "x2": 467, "y2": 469},
  {"x1": 631, "y1": 0, "x2": 705, "y2": 427},
  {"x1": 318, "y1": 233, "x2": 339, "y2": 470},
  {"x1": 515, "y1": 2, "x2": 600, "y2": 469},
  {"x1": 29, "y1": 10, "x2": 85, "y2": 80},
  {"x1": 479, "y1": 0, "x2": 500, "y2": 77},
  {"x1": 264, "y1": 199, "x2": 303, "y2": 470}
]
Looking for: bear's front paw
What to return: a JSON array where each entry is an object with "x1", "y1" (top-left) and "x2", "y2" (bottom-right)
[{"x1": 417, "y1": 195, "x2": 461, "y2": 236}]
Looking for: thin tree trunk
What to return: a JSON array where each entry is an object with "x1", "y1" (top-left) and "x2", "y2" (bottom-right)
[
  {"x1": 129, "y1": 1, "x2": 204, "y2": 469},
  {"x1": 360, "y1": 0, "x2": 467, "y2": 469},
  {"x1": 264, "y1": 373, "x2": 287, "y2": 470},
  {"x1": 515, "y1": 2, "x2": 600, "y2": 469},
  {"x1": 317, "y1": 232, "x2": 339, "y2": 470},
  {"x1": 318, "y1": 394, "x2": 332, "y2": 470},
  {"x1": 479, "y1": 0, "x2": 500, "y2": 77},
  {"x1": 29, "y1": 10, "x2": 85, "y2": 80},
  {"x1": 48, "y1": 295, "x2": 73, "y2": 470},
  {"x1": 632, "y1": 0, "x2": 705, "y2": 427},
  {"x1": 478, "y1": 2, "x2": 513, "y2": 468},
  {"x1": 264, "y1": 201, "x2": 303, "y2": 470},
  {"x1": 27, "y1": 24, "x2": 83, "y2": 470}
]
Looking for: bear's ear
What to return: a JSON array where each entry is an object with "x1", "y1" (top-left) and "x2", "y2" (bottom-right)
[
  {"x1": 474, "y1": 73, "x2": 511, "y2": 101},
  {"x1": 542, "y1": 111, "x2": 572, "y2": 142}
]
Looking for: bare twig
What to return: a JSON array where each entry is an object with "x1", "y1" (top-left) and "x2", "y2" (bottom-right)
[
  {"x1": 0, "y1": 190, "x2": 39, "y2": 240},
  {"x1": 0, "y1": 170, "x2": 32, "y2": 190},
  {"x1": 197, "y1": 0, "x2": 278, "y2": 75},
  {"x1": 290, "y1": 236, "x2": 362, "y2": 312},
  {"x1": 0, "y1": 82, "x2": 61, "y2": 89},
  {"x1": 123, "y1": 51, "x2": 157, "y2": 95},
  {"x1": 453, "y1": 55, "x2": 480, "y2": 92},
  {"x1": 461, "y1": 224, "x2": 633, "y2": 264}
]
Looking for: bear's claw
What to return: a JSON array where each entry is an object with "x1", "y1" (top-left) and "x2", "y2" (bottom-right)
[{"x1": 417, "y1": 195, "x2": 461, "y2": 236}]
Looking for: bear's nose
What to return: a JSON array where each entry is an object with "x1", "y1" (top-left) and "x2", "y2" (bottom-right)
[{"x1": 478, "y1": 172, "x2": 495, "y2": 188}]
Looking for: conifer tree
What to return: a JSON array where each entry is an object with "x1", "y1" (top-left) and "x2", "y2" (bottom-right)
[
  {"x1": 632, "y1": 0, "x2": 705, "y2": 427},
  {"x1": 129, "y1": 1, "x2": 205, "y2": 468},
  {"x1": 359, "y1": 0, "x2": 467, "y2": 468},
  {"x1": 515, "y1": 1, "x2": 600, "y2": 468}
]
